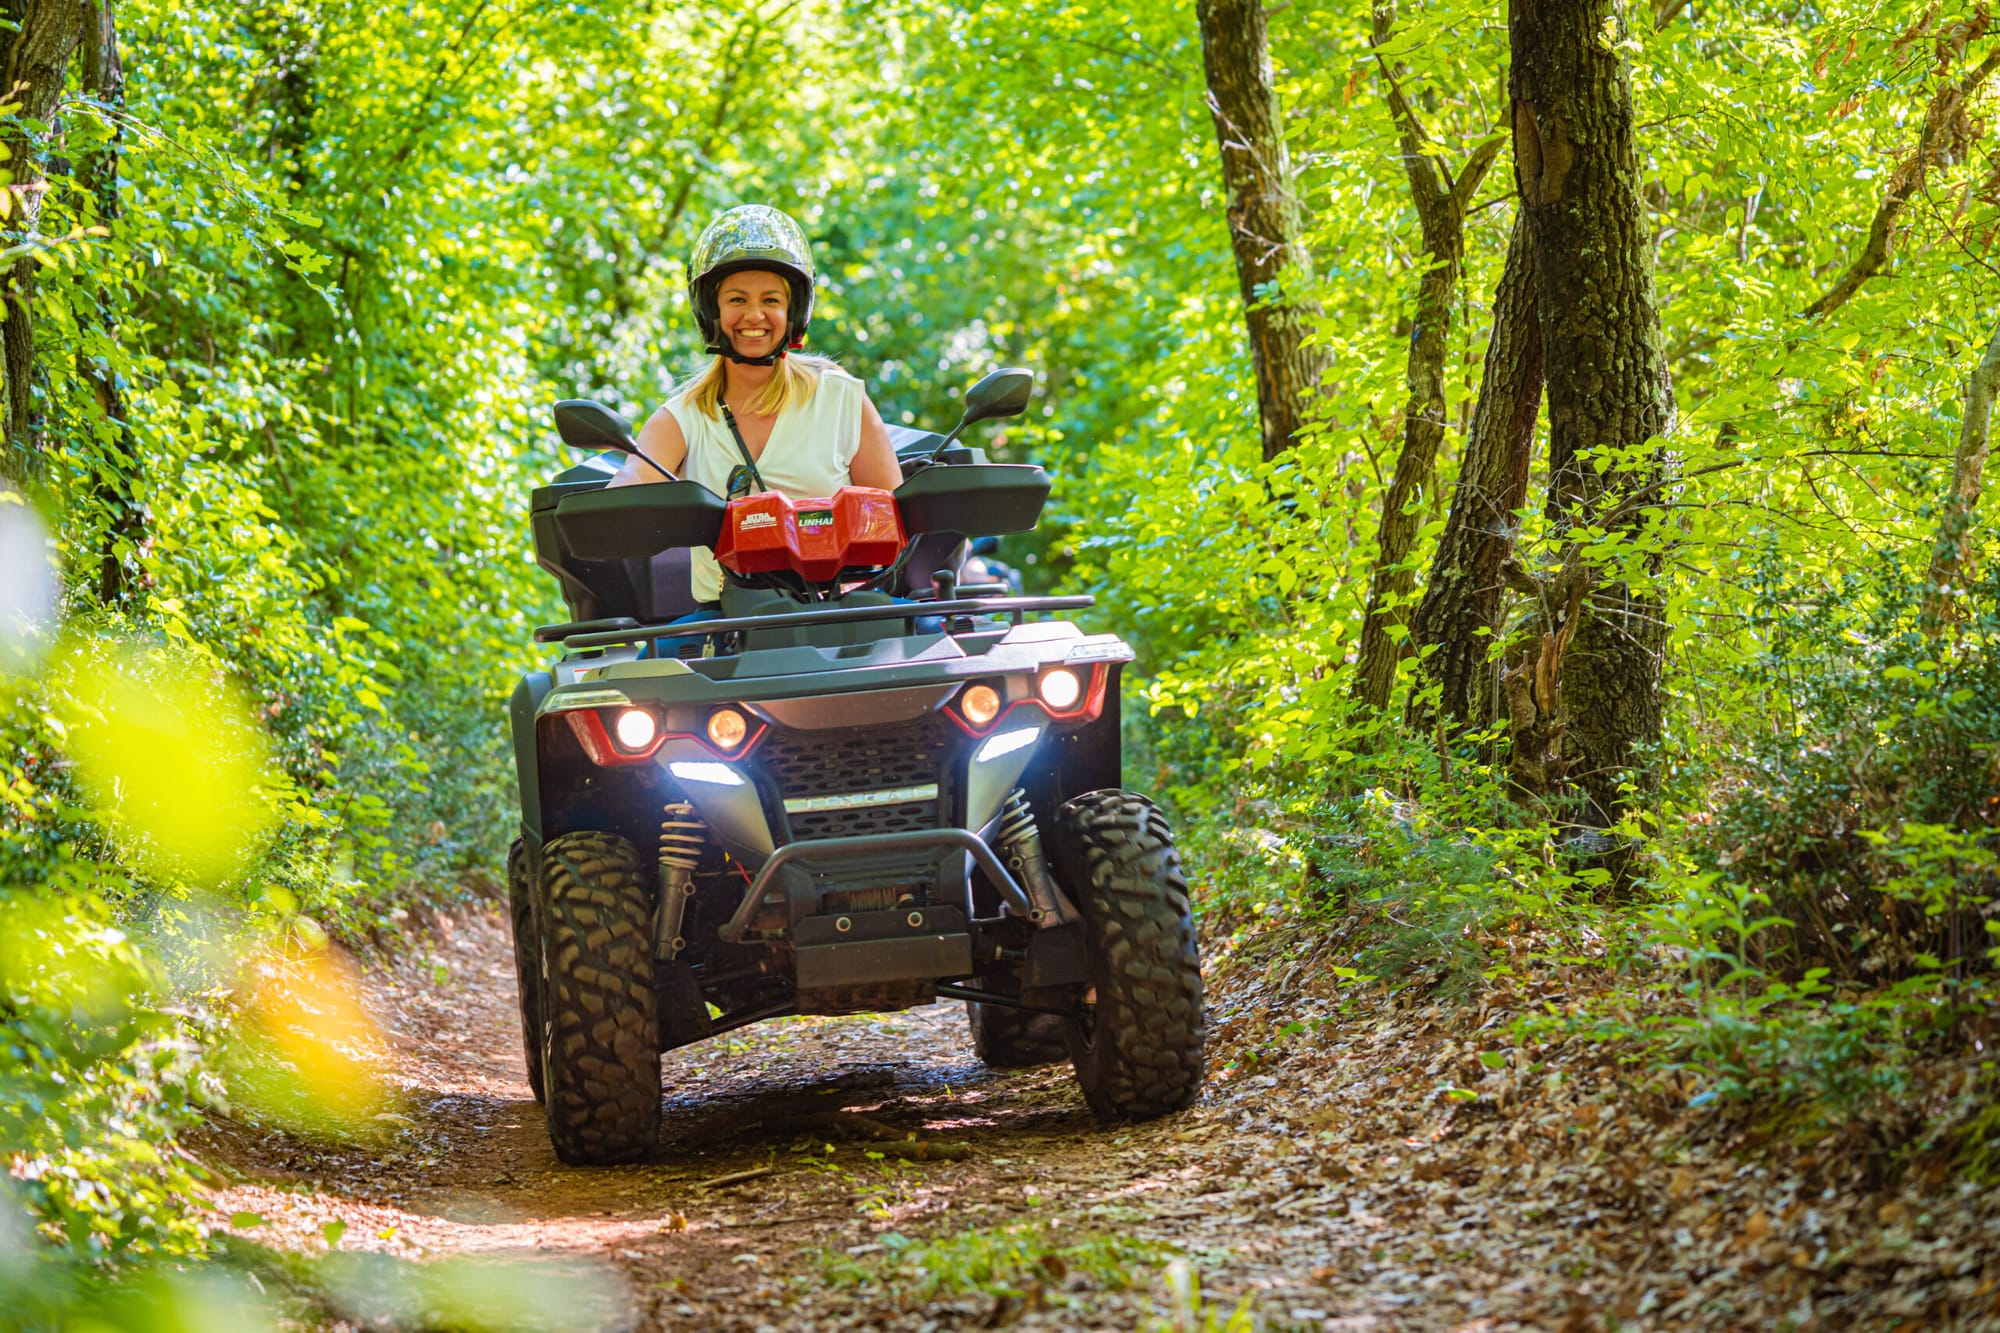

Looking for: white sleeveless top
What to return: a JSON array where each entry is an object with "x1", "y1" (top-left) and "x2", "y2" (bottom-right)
[{"x1": 664, "y1": 366, "x2": 866, "y2": 602}]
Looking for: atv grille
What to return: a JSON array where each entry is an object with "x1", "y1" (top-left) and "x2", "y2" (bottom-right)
[
  {"x1": 787, "y1": 799, "x2": 938, "y2": 843},
  {"x1": 756, "y1": 715, "x2": 955, "y2": 891}
]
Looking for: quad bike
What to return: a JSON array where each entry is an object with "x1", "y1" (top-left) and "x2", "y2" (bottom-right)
[{"x1": 507, "y1": 369, "x2": 1204, "y2": 1165}]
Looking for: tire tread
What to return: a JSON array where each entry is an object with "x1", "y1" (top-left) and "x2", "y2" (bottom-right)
[
  {"x1": 1057, "y1": 791, "x2": 1205, "y2": 1119},
  {"x1": 539, "y1": 831, "x2": 659, "y2": 1165},
  {"x1": 506, "y1": 839, "x2": 547, "y2": 1104}
]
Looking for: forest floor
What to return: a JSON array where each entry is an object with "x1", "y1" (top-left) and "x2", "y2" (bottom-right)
[{"x1": 193, "y1": 908, "x2": 2000, "y2": 1332}]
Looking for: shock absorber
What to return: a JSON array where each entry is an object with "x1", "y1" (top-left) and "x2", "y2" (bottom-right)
[
  {"x1": 996, "y1": 788, "x2": 1080, "y2": 926},
  {"x1": 656, "y1": 801, "x2": 707, "y2": 961}
]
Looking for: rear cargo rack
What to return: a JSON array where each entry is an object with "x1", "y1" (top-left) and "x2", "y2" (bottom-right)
[{"x1": 560, "y1": 594, "x2": 1093, "y2": 651}]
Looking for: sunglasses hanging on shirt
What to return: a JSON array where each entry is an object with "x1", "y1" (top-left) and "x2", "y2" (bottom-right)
[{"x1": 718, "y1": 405, "x2": 768, "y2": 496}]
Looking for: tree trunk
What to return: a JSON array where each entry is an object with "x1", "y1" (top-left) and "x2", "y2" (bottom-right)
[
  {"x1": 1923, "y1": 316, "x2": 2000, "y2": 633},
  {"x1": 1408, "y1": 210, "x2": 1543, "y2": 731},
  {"x1": 81, "y1": 0, "x2": 141, "y2": 605},
  {"x1": 1195, "y1": 0, "x2": 1327, "y2": 463},
  {"x1": 0, "y1": 0, "x2": 89, "y2": 476},
  {"x1": 1508, "y1": 0, "x2": 1675, "y2": 834},
  {"x1": 1351, "y1": 0, "x2": 1503, "y2": 711}
]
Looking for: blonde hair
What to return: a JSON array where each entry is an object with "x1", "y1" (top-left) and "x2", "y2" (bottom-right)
[{"x1": 686, "y1": 351, "x2": 839, "y2": 420}]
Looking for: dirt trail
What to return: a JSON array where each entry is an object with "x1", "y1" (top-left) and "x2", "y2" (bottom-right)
[{"x1": 199, "y1": 911, "x2": 2000, "y2": 1332}]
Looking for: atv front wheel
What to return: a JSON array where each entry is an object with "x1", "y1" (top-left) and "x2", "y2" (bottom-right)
[
  {"x1": 506, "y1": 838, "x2": 546, "y2": 1103},
  {"x1": 539, "y1": 831, "x2": 660, "y2": 1165},
  {"x1": 1053, "y1": 791, "x2": 1205, "y2": 1119},
  {"x1": 967, "y1": 998, "x2": 1069, "y2": 1069}
]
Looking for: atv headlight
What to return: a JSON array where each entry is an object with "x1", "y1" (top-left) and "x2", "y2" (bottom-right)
[
  {"x1": 1036, "y1": 668, "x2": 1081, "y2": 711},
  {"x1": 707, "y1": 707, "x2": 748, "y2": 751},
  {"x1": 612, "y1": 707, "x2": 658, "y2": 751},
  {"x1": 960, "y1": 683, "x2": 1002, "y2": 728}
]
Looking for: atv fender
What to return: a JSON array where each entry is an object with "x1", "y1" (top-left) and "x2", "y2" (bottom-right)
[{"x1": 511, "y1": 671, "x2": 553, "y2": 839}]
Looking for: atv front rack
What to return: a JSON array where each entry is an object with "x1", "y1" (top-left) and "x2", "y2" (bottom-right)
[{"x1": 556, "y1": 594, "x2": 1094, "y2": 651}]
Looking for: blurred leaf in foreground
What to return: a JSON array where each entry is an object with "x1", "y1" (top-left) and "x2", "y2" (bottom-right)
[
  {"x1": 218, "y1": 946, "x2": 398, "y2": 1139},
  {"x1": 314, "y1": 1252, "x2": 628, "y2": 1332},
  {"x1": 56, "y1": 643, "x2": 275, "y2": 886}
]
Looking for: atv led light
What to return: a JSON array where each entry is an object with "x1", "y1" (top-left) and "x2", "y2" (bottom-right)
[
  {"x1": 668, "y1": 760, "x2": 745, "y2": 787},
  {"x1": 973, "y1": 725, "x2": 1041, "y2": 763},
  {"x1": 1036, "y1": 667, "x2": 1082, "y2": 711},
  {"x1": 960, "y1": 684, "x2": 1002, "y2": 728},
  {"x1": 613, "y1": 707, "x2": 658, "y2": 751},
  {"x1": 707, "y1": 707, "x2": 748, "y2": 751}
]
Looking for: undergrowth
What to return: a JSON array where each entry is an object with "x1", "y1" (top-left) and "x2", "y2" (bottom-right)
[
  {"x1": 819, "y1": 1218, "x2": 1172, "y2": 1306},
  {"x1": 1166, "y1": 568, "x2": 2000, "y2": 1175}
]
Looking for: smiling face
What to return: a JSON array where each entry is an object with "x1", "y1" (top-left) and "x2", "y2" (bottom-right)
[{"x1": 715, "y1": 269, "x2": 791, "y2": 356}]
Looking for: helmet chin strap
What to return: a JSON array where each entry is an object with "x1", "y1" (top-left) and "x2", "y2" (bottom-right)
[{"x1": 706, "y1": 342, "x2": 788, "y2": 367}]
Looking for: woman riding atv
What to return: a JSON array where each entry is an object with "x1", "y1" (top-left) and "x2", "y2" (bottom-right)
[{"x1": 610, "y1": 204, "x2": 903, "y2": 610}]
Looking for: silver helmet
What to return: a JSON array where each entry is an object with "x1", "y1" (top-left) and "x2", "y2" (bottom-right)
[{"x1": 687, "y1": 205, "x2": 816, "y2": 355}]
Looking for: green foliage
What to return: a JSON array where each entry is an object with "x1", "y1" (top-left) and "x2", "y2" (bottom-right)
[
  {"x1": 1145, "y1": 1257, "x2": 1256, "y2": 1333},
  {"x1": 1626, "y1": 562, "x2": 2000, "y2": 1120},
  {"x1": 0, "y1": 880, "x2": 210, "y2": 1266},
  {"x1": 822, "y1": 1219, "x2": 1170, "y2": 1306},
  {"x1": 5, "y1": 0, "x2": 2000, "y2": 1308},
  {"x1": 1692, "y1": 563, "x2": 2000, "y2": 982}
]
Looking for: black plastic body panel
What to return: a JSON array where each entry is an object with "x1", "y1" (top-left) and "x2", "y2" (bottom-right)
[
  {"x1": 893, "y1": 464, "x2": 1049, "y2": 537},
  {"x1": 1039, "y1": 664, "x2": 1124, "y2": 801},
  {"x1": 532, "y1": 713, "x2": 679, "y2": 845},
  {"x1": 897, "y1": 531, "x2": 971, "y2": 596},
  {"x1": 887, "y1": 425, "x2": 949, "y2": 459},
  {"x1": 531, "y1": 462, "x2": 698, "y2": 624},
  {"x1": 510, "y1": 671, "x2": 553, "y2": 838},
  {"x1": 553, "y1": 480, "x2": 726, "y2": 560}
]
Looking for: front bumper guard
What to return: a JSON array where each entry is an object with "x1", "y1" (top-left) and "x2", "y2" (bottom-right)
[{"x1": 718, "y1": 828, "x2": 1047, "y2": 944}]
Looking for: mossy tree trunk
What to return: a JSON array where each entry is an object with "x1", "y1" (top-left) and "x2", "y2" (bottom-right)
[
  {"x1": 1195, "y1": 0, "x2": 1327, "y2": 463},
  {"x1": 0, "y1": 0, "x2": 89, "y2": 476},
  {"x1": 1350, "y1": 0, "x2": 1504, "y2": 712},
  {"x1": 1506, "y1": 0, "x2": 1675, "y2": 836},
  {"x1": 1408, "y1": 210, "x2": 1543, "y2": 733},
  {"x1": 81, "y1": 0, "x2": 143, "y2": 605},
  {"x1": 1923, "y1": 317, "x2": 2000, "y2": 634}
]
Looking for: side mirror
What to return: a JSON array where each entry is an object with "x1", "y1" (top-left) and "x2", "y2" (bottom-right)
[
  {"x1": 554, "y1": 399, "x2": 637, "y2": 452},
  {"x1": 553, "y1": 399, "x2": 675, "y2": 481},
  {"x1": 959, "y1": 368, "x2": 1034, "y2": 425},
  {"x1": 929, "y1": 368, "x2": 1034, "y2": 459}
]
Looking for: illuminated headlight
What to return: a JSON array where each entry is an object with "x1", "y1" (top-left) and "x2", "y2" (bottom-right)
[
  {"x1": 960, "y1": 684, "x2": 1002, "y2": 728},
  {"x1": 612, "y1": 708, "x2": 657, "y2": 751},
  {"x1": 707, "y1": 707, "x2": 748, "y2": 751},
  {"x1": 1037, "y1": 668, "x2": 1081, "y2": 711}
]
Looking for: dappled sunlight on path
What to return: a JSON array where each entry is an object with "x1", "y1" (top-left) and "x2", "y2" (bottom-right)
[{"x1": 193, "y1": 910, "x2": 2000, "y2": 1331}]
